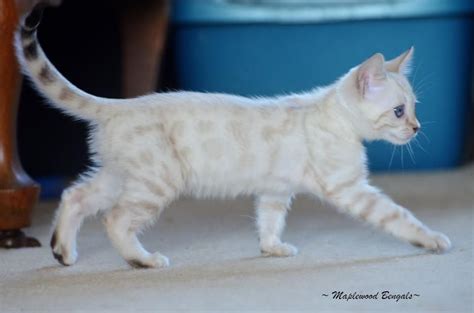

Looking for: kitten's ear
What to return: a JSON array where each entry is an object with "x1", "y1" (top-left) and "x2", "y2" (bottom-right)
[
  {"x1": 357, "y1": 53, "x2": 387, "y2": 99},
  {"x1": 385, "y1": 47, "x2": 414, "y2": 76}
]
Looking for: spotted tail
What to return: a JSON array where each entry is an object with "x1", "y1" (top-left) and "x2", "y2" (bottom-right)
[{"x1": 15, "y1": 6, "x2": 111, "y2": 121}]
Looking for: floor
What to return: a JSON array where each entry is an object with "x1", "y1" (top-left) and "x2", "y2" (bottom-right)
[{"x1": 1, "y1": 166, "x2": 473, "y2": 313}]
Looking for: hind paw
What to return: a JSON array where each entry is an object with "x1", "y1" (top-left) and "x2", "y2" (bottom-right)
[
  {"x1": 50, "y1": 232, "x2": 77, "y2": 266},
  {"x1": 127, "y1": 252, "x2": 170, "y2": 269},
  {"x1": 261, "y1": 242, "x2": 298, "y2": 257}
]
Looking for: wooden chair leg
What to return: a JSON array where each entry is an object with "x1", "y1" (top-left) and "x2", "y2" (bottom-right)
[
  {"x1": 0, "y1": 0, "x2": 40, "y2": 248},
  {"x1": 119, "y1": 0, "x2": 170, "y2": 98}
]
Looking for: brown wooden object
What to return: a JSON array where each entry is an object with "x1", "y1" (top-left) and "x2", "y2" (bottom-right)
[
  {"x1": 119, "y1": 0, "x2": 170, "y2": 97},
  {"x1": 0, "y1": 0, "x2": 40, "y2": 248}
]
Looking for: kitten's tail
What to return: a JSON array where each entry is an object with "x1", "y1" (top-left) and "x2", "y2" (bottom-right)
[{"x1": 15, "y1": 6, "x2": 110, "y2": 121}]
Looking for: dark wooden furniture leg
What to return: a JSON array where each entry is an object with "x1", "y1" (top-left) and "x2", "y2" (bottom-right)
[
  {"x1": 0, "y1": 0, "x2": 40, "y2": 248},
  {"x1": 119, "y1": 0, "x2": 170, "y2": 97}
]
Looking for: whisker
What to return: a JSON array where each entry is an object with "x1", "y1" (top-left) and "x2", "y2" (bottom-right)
[
  {"x1": 420, "y1": 122, "x2": 437, "y2": 127},
  {"x1": 411, "y1": 62, "x2": 422, "y2": 87},
  {"x1": 415, "y1": 87, "x2": 432, "y2": 101},
  {"x1": 414, "y1": 72, "x2": 434, "y2": 92},
  {"x1": 415, "y1": 91, "x2": 424, "y2": 99},
  {"x1": 407, "y1": 142, "x2": 416, "y2": 164},
  {"x1": 415, "y1": 80, "x2": 434, "y2": 92},
  {"x1": 414, "y1": 137, "x2": 429, "y2": 154},
  {"x1": 388, "y1": 145, "x2": 397, "y2": 169},
  {"x1": 419, "y1": 130, "x2": 431, "y2": 143},
  {"x1": 401, "y1": 145, "x2": 405, "y2": 169},
  {"x1": 414, "y1": 73, "x2": 434, "y2": 101}
]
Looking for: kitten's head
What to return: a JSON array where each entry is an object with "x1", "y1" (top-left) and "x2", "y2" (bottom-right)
[{"x1": 348, "y1": 48, "x2": 419, "y2": 145}]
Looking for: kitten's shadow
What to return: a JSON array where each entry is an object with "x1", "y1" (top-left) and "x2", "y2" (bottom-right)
[{"x1": 30, "y1": 251, "x2": 429, "y2": 287}]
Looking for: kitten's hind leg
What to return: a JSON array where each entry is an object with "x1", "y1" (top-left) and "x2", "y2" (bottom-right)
[
  {"x1": 256, "y1": 194, "x2": 297, "y2": 257},
  {"x1": 51, "y1": 170, "x2": 122, "y2": 266},
  {"x1": 103, "y1": 179, "x2": 176, "y2": 269}
]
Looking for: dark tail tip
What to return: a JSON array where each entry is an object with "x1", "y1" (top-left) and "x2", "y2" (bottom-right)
[{"x1": 23, "y1": 5, "x2": 46, "y2": 31}]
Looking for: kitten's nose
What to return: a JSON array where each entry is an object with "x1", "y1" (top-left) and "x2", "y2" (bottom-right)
[{"x1": 412, "y1": 120, "x2": 421, "y2": 133}]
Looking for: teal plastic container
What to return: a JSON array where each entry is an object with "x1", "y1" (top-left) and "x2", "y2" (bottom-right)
[{"x1": 170, "y1": 0, "x2": 474, "y2": 171}]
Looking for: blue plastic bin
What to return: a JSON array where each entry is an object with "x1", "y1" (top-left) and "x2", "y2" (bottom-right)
[{"x1": 170, "y1": 0, "x2": 474, "y2": 171}]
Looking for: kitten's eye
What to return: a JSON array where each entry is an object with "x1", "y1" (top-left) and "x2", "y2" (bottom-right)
[{"x1": 393, "y1": 104, "x2": 405, "y2": 118}]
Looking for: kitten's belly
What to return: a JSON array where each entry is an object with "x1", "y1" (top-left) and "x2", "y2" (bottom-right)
[
  {"x1": 187, "y1": 170, "x2": 295, "y2": 197},
  {"x1": 182, "y1": 141, "x2": 304, "y2": 197}
]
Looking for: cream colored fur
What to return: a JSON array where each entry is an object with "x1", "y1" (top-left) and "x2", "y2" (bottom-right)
[{"x1": 16, "y1": 20, "x2": 450, "y2": 268}]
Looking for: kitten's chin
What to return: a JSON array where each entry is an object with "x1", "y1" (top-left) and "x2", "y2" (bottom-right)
[{"x1": 386, "y1": 133, "x2": 413, "y2": 145}]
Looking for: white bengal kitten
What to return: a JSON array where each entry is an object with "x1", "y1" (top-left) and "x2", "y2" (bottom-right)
[{"x1": 16, "y1": 8, "x2": 451, "y2": 268}]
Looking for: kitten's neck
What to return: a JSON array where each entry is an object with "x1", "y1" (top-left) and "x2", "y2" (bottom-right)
[{"x1": 287, "y1": 82, "x2": 367, "y2": 143}]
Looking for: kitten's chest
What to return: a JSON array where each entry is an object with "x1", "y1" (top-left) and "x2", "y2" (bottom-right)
[{"x1": 306, "y1": 135, "x2": 366, "y2": 180}]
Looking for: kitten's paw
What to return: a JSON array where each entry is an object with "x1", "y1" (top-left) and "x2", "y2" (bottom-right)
[
  {"x1": 150, "y1": 252, "x2": 170, "y2": 268},
  {"x1": 261, "y1": 242, "x2": 298, "y2": 257},
  {"x1": 426, "y1": 231, "x2": 451, "y2": 253},
  {"x1": 411, "y1": 230, "x2": 451, "y2": 253},
  {"x1": 50, "y1": 232, "x2": 78, "y2": 266},
  {"x1": 127, "y1": 252, "x2": 170, "y2": 269}
]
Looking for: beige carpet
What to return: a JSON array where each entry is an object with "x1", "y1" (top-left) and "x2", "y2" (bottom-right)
[{"x1": 1, "y1": 166, "x2": 473, "y2": 313}]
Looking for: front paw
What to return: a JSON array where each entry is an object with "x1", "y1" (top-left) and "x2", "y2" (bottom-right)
[
  {"x1": 261, "y1": 242, "x2": 298, "y2": 257},
  {"x1": 410, "y1": 230, "x2": 451, "y2": 253}
]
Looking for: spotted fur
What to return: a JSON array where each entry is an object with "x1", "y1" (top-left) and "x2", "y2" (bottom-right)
[{"x1": 15, "y1": 8, "x2": 450, "y2": 268}]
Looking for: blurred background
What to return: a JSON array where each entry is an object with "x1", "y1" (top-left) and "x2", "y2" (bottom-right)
[{"x1": 16, "y1": 0, "x2": 474, "y2": 198}]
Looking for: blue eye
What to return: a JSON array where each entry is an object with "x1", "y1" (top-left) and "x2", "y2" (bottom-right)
[{"x1": 394, "y1": 104, "x2": 405, "y2": 118}]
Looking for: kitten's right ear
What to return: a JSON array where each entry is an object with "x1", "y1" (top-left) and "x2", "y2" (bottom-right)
[{"x1": 357, "y1": 53, "x2": 387, "y2": 99}]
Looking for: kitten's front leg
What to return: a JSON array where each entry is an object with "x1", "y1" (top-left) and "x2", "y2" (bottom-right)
[
  {"x1": 255, "y1": 194, "x2": 297, "y2": 257},
  {"x1": 323, "y1": 182, "x2": 451, "y2": 252}
]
